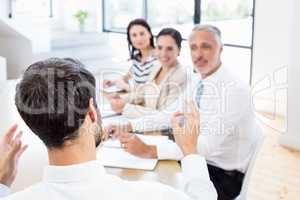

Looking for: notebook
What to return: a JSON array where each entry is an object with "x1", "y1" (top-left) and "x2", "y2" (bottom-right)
[{"x1": 97, "y1": 135, "x2": 169, "y2": 170}]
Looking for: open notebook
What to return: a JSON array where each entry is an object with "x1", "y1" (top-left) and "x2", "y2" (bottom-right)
[{"x1": 97, "y1": 135, "x2": 169, "y2": 170}]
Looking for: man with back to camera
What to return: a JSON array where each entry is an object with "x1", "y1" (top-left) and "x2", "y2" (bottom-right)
[
  {"x1": 0, "y1": 57, "x2": 217, "y2": 199},
  {"x1": 105, "y1": 25, "x2": 262, "y2": 200}
]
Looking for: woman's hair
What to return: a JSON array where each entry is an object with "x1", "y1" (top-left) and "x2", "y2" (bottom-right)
[
  {"x1": 157, "y1": 28, "x2": 182, "y2": 50},
  {"x1": 126, "y1": 18, "x2": 155, "y2": 61}
]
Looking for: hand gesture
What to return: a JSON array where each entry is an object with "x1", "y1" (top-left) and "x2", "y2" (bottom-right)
[
  {"x1": 0, "y1": 125, "x2": 28, "y2": 187},
  {"x1": 171, "y1": 101, "x2": 200, "y2": 156},
  {"x1": 119, "y1": 133, "x2": 156, "y2": 159}
]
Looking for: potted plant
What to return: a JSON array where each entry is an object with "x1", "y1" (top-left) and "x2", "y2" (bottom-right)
[{"x1": 74, "y1": 10, "x2": 89, "y2": 33}]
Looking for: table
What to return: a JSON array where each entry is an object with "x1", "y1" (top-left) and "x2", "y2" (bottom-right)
[
  {"x1": 105, "y1": 160, "x2": 184, "y2": 189},
  {"x1": 0, "y1": 79, "x2": 183, "y2": 193}
]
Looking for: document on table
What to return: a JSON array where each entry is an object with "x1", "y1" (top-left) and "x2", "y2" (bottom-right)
[
  {"x1": 101, "y1": 115, "x2": 130, "y2": 126},
  {"x1": 100, "y1": 103, "x2": 120, "y2": 118},
  {"x1": 101, "y1": 85, "x2": 124, "y2": 93},
  {"x1": 97, "y1": 135, "x2": 169, "y2": 170}
]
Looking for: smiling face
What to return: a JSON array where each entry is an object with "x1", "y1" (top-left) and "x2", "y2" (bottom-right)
[
  {"x1": 156, "y1": 35, "x2": 180, "y2": 68},
  {"x1": 129, "y1": 25, "x2": 152, "y2": 50},
  {"x1": 189, "y1": 31, "x2": 223, "y2": 78}
]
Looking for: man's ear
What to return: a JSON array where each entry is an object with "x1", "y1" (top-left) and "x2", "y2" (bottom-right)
[
  {"x1": 88, "y1": 98, "x2": 98, "y2": 123},
  {"x1": 220, "y1": 44, "x2": 223, "y2": 53}
]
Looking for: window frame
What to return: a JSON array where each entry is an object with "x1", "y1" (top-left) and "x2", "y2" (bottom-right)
[{"x1": 8, "y1": 0, "x2": 54, "y2": 18}]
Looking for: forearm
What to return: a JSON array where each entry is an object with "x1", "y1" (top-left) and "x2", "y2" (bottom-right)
[
  {"x1": 122, "y1": 71, "x2": 132, "y2": 82},
  {"x1": 143, "y1": 145, "x2": 158, "y2": 159}
]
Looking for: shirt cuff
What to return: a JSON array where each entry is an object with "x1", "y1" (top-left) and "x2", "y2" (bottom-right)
[
  {"x1": 0, "y1": 183, "x2": 10, "y2": 198},
  {"x1": 156, "y1": 141, "x2": 183, "y2": 160},
  {"x1": 181, "y1": 154, "x2": 210, "y2": 181}
]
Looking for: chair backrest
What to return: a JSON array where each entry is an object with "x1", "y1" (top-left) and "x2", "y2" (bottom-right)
[{"x1": 237, "y1": 134, "x2": 265, "y2": 200}]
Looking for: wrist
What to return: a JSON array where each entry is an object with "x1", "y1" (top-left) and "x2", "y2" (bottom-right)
[
  {"x1": 126, "y1": 123, "x2": 133, "y2": 132},
  {"x1": 144, "y1": 145, "x2": 157, "y2": 159},
  {"x1": 182, "y1": 147, "x2": 197, "y2": 157}
]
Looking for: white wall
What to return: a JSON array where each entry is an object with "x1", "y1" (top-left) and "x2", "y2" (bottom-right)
[
  {"x1": 0, "y1": 0, "x2": 10, "y2": 18},
  {"x1": 51, "y1": 0, "x2": 102, "y2": 32},
  {"x1": 0, "y1": 56, "x2": 7, "y2": 80},
  {"x1": 279, "y1": 0, "x2": 300, "y2": 150},
  {"x1": 0, "y1": 16, "x2": 51, "y2": 79},
  {"x1": 251, "y1": 0, "x2": 292, "y2": 117},
  {"x1": 0, "y1": 37, "x2": 33, "y2": 79}
]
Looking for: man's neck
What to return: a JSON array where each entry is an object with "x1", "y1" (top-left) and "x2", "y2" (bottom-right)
[
  {"x1": 48, "y1": 141, "x2": 96, "y2": 166},
  {"x1": 202, "y1": 62, "x2": 222, "y2": 79}
]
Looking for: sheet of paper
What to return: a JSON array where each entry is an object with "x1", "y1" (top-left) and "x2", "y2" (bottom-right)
[
  {"x1": 101, "y1": 85, "x2": 123, "y2": 93},
  {"x1": 97, "y1": 147, "x2": 158, "y2": 170}
]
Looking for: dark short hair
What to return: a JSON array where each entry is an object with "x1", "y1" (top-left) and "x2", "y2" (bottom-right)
[
  {"x1": 15, "y1": 58, "x2": 97, "y2": 149},
  {"x1": 157, "y1": 28, "x2": 182, "y2": 50},
  {"x1": 126, "y1": 18, "x2": 155, "y2": 61}
]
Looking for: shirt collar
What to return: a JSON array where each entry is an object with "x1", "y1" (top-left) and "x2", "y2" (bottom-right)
[
  {"x1": 201, "y1": 64, "x2": 225, "y2": 83},
  {"x1": 133, "y1": 53, "x2": 157, "y2": 64},
  {"x1": 43, "y1": 160, "x2": 106, "y2": 183}
]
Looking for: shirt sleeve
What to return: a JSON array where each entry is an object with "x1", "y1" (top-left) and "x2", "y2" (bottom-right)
[
  {"x1": 156, "y1": 139, "x2": 183, "y2": 160},
  {"x1": 0, "y1": 183, "x2": 10, "y2": 198},
  {"x1": 180, "y1": 154, "x2": 218, "y2": 200},
  {"x1": 128, "y1": 71, "x2": 195, "y2": 132},
  {"x1": 157, "y1": 154, "x2": 217, "y2": 200},
  {"x1": 128, "y1": 95, "x2": 185, "y2": 132},
  {"x1": 123, "y1": 66, "x2": 133, "y2": 82}
]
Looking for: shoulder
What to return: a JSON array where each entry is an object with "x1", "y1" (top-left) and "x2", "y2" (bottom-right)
[
  {"x1": 169, "y1": 63, "x2": 188, "y2": 82},
  {"x1": 218, "y1": 67, "x2": 251, "y2": 94},
  {"x1": 5, "y1": 184, "x2": 45, "y2": 199},
  {"x1": 123, "y1": 180, "x2": 189, "y2": 200}
]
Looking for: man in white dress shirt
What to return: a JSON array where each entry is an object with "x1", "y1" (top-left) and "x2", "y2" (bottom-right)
[
  {"x1": 105, "y1": 25, "x2": 261, "y2": 200},
  {"x1": 0, "y1": 58, "x2": 217, "y2": 199}
]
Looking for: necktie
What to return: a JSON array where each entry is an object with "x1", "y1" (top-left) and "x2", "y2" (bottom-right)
[{"x1": 195, "y1": 80, "x2": 204, "y2": 108}]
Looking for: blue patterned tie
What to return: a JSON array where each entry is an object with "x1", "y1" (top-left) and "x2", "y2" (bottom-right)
[{"x1": 195, "y1": 80, "x2": 204, "y2": 108}]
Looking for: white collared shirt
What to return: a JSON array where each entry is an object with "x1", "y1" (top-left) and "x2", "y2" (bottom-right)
[
  {"x1": 129, "y1": 66, "x2": 261, "y2": 173},
  {"x1": 0, "y1": 183, "x2": 10, "y2": 198},
  {"x1": 1, "y1": 156, "x2": 217, "y2": 200}
]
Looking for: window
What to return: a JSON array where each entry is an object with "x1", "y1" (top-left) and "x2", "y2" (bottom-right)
[
  {"x1": 201, "y1": 0, "x2": 253, "y2": 46},
  {"x1": 102, "y1": 0, "x2": 255, "y2": 83},
  {"x1": 11, "y1": 0, "x2": 53, "y2": 18},
  {"x1": 103, "y1": 0, "x2": 144, "y2": 32}
]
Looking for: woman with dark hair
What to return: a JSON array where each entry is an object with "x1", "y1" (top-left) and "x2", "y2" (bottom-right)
[
  {"x1": 103, "y1": 18, "x2": 158, "y2": 91},
  {"x1": 106, "y1": 28, "x2": 187, "y2": 118}
]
